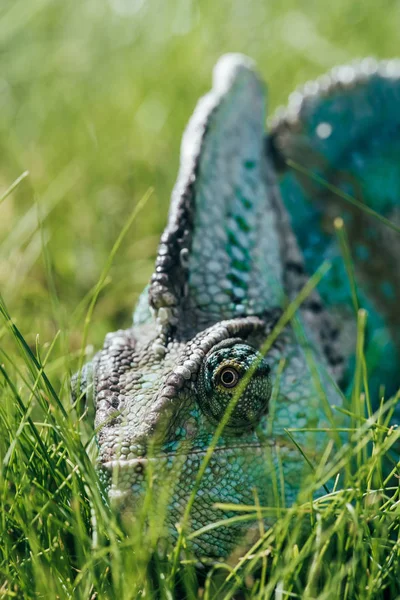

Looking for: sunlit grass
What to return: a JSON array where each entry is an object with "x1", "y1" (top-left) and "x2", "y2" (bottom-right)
[
  {"x1": 0, "y1": 285, "x2": 399, "y2": 597},
  {"x1": 1, "y1": 0, "x2": 400, "y2": 597}
]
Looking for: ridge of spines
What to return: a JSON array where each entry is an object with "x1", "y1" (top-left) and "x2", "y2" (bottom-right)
[{"x1": 269, "y1": 57, "x2": 400, "y2": 135}]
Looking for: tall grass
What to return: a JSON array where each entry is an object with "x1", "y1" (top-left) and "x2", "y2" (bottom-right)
[
  {"x1": 0, "y1": 278, "x2": 399, "y2": 598},
  {"x1": 1, "y1": 0, "x2": 400, "y2": 597}
]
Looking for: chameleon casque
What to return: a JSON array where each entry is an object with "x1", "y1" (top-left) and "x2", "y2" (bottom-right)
[{"x1": 75, "y1": 54, "x2": 400, "y2": 559}]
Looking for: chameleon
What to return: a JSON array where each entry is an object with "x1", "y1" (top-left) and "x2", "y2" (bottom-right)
[{"x1": 74, "y1": 54, "x2": 400, "y2": 559}]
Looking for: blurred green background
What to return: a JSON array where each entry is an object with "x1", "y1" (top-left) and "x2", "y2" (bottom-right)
[{"x1": 1, "y1": 0, "x2": 400, "y2": 361}]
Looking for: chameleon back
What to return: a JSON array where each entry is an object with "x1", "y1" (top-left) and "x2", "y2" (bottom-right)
[{"x1": 270, "y1": 59, "x2": 400, "y2": 414}]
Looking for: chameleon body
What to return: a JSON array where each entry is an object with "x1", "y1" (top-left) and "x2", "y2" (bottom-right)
[{"x1": 76, "y1": 55, "x2": 399, "y2": 558}]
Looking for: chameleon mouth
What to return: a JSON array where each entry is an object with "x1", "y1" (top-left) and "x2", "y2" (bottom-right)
[
  {"x1": 103, "y1": 441, "x2": 290, "y2": 508},
  {"x1": 103, "y1": 444, "x2": 267, "y2": 506},
  {"x1": 101, "y1": 440, "x2": 272, "y2": 472}
]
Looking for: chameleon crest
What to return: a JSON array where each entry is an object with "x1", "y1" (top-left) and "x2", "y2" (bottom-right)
[{"x1": 76, "y1": 54, "x2": 399, "y2": 558}]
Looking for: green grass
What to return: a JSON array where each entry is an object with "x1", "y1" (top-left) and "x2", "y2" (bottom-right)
[
  {"x1": 0, "y1": 0, "x2": 400, "y2": 597},
  {"x1": 0, "y1": 287, "x2": 399, "y2": 598}
]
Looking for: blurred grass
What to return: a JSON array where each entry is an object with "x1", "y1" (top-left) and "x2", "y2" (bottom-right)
[
  {"x1": 0, "y1": 1, "x2": 400, "y2": 597},
  {"x1": 2, "y1": 0, "x2": 400, "y2": 354}
]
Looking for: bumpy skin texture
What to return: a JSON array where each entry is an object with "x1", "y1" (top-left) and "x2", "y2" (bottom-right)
[{"x1": 76, "y1": 55, "x2": 354, "y2": 559}]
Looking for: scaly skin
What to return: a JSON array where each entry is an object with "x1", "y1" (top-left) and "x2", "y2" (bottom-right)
[{"x1": 75, "y1": 55, "x2": 349, "y2": 559}]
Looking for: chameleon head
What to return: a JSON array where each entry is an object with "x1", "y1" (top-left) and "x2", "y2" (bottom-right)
[{"x1": 89, "y1": 316, "x2": 277, "y2": 558}]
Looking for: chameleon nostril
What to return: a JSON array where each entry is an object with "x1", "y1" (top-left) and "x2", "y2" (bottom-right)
[{"x1": 134, "y1": 463, "x2": 145, "y2": 475}]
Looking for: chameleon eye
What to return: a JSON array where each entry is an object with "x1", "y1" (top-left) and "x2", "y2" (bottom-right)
[
  {"x1": 199, "y1": 343, "x2": 272, "y2": 429},
  {"x1": 219, "y1": 366, "x2": 239, "y2": 388}
]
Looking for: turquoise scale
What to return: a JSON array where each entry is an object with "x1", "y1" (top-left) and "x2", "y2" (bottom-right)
[{"x1": 270, "y1": 61, "x2": 400, "y2": 416}]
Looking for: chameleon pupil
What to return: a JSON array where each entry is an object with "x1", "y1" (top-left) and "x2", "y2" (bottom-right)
[{"x1": 220, "y1": 367, "x2": 238, "y2": 387}]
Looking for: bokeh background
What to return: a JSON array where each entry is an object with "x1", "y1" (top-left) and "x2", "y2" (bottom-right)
[{"x1": 1, "y1": 0, "x2": 399, "y2": 366}]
